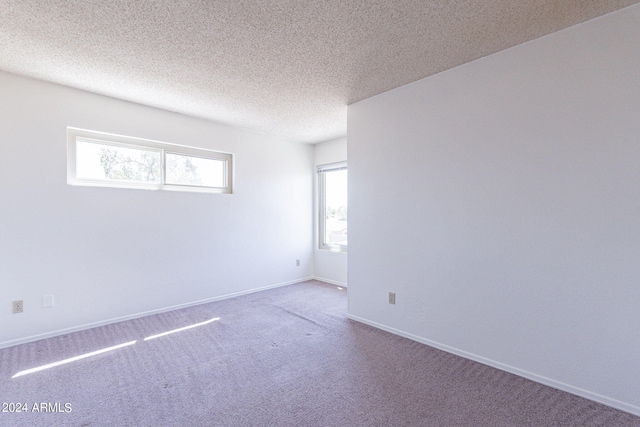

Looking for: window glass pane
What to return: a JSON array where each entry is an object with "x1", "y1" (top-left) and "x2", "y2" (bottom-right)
[
  {"x1": 69, "y1": 128, "x2": 233, "y2": 193},
  {"x1": 165, "y1": 153, "x2": 226, "y2": 188},
  {"x1": 324, "y1": 169, "x2": 348, "y2": 246},
  {"x1": 76, "y1": 139, "x2": 161, "y2": 184}
]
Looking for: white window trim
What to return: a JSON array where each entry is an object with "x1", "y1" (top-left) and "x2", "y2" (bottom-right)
[
  {"x1": 317, "y1": 161, "x2": 347, "y2": 252},
  {"x1": 67, "y1": 127, "x2": 233, "y2": 194}
]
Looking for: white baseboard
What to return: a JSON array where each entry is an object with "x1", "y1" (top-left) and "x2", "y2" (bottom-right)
[
  {"x1": 347, "y1": 313, "x2": 640, "y2": 417},
  {"x1": 312, "y1": 276, "x2": 347, "y2": 287},
  {"x1": 0, "y1": 277, "x2": 314, "y2": 350}
]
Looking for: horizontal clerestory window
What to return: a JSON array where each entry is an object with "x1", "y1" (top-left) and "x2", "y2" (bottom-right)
[{"x1": 67, "y1": 127, "x2": 233, "y2": 194}]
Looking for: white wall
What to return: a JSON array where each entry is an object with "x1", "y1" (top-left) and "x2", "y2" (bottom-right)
[
  {"x1": 314, "y1": 137, "x2": 348, "y2": 286},
  {"x1": 348, "y1": 4, "x2": 640, "y2": 415},
  {"x1": 0, "y1": 71, "x2": 314, "y2": 348}
]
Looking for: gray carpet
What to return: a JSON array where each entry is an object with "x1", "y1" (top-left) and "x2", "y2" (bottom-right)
[{"x1": 1, "y1": 280, "x2": 638, "y2": 426}]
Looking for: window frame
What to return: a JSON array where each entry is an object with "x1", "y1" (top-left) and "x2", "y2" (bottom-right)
[
  {"x1": 317, "y1": 161, "x2": 347, "y2": 252},
  {"x1": 67, "y1": 127, "x2": 233, "y2": 194}
]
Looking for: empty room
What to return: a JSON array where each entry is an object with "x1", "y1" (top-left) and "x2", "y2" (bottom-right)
[{"x1": 1, "y1": 1, "x2": 639, "y2": 426}]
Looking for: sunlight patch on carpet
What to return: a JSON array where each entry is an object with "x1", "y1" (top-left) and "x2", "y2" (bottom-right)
[
  {"x1": 143, "y1": 318, "x2": 220, "y2": 341},
  {"x1": 12, "y1": 340, "x2": 137, "y2": 378}
]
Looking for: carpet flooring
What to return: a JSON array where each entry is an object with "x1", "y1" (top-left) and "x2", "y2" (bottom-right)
[{"x1": 1, "y1": 280, "x2": 638, "y2": 426}]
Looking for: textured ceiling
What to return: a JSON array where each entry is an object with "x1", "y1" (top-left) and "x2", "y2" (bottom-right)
[{"x1": 1, "y1": 1, "x2": 638, "y2": 144}]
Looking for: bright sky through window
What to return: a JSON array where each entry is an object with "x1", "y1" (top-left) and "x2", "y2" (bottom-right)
[
  {"x1": 165, "y1": 153, "x2": 225, "y2": 188},
  {"x1": 325, "y1": 169, "x2": 347, "y2": 211},
  {"x1": 76, "y1": 140, "x2": 161, "y2": 183},
  {"x1": 318, "y1": 163, "x2": 347, "y2": 251}
]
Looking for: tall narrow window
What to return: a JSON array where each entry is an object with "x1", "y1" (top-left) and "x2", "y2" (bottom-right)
[
  {"x1": 318, "y1": 162, "x2": 347, "y2": 251},
  {"x1": 67, "y1": 128, "x2": 233, "y2": 194}
]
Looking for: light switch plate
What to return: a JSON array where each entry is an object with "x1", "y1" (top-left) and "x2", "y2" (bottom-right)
[{"x1": 43, "y1": 295, "x2": 54, "y2": 308}]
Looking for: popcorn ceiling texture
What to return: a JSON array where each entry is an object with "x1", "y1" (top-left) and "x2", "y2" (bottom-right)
[{"x1": 0, "y1": 0, "x2": 637, "y2": 143}]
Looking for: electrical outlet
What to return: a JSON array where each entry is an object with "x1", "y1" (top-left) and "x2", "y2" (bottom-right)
[
  {"x1": 388, "y1": 292, "x2": 396, "y2": 305},
  {"x1": 12, "y1": 300, "x2": 24, "y2": 314},
  {"x1": 296, "y1": 259, "x2": 300, "y2": 267}
]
